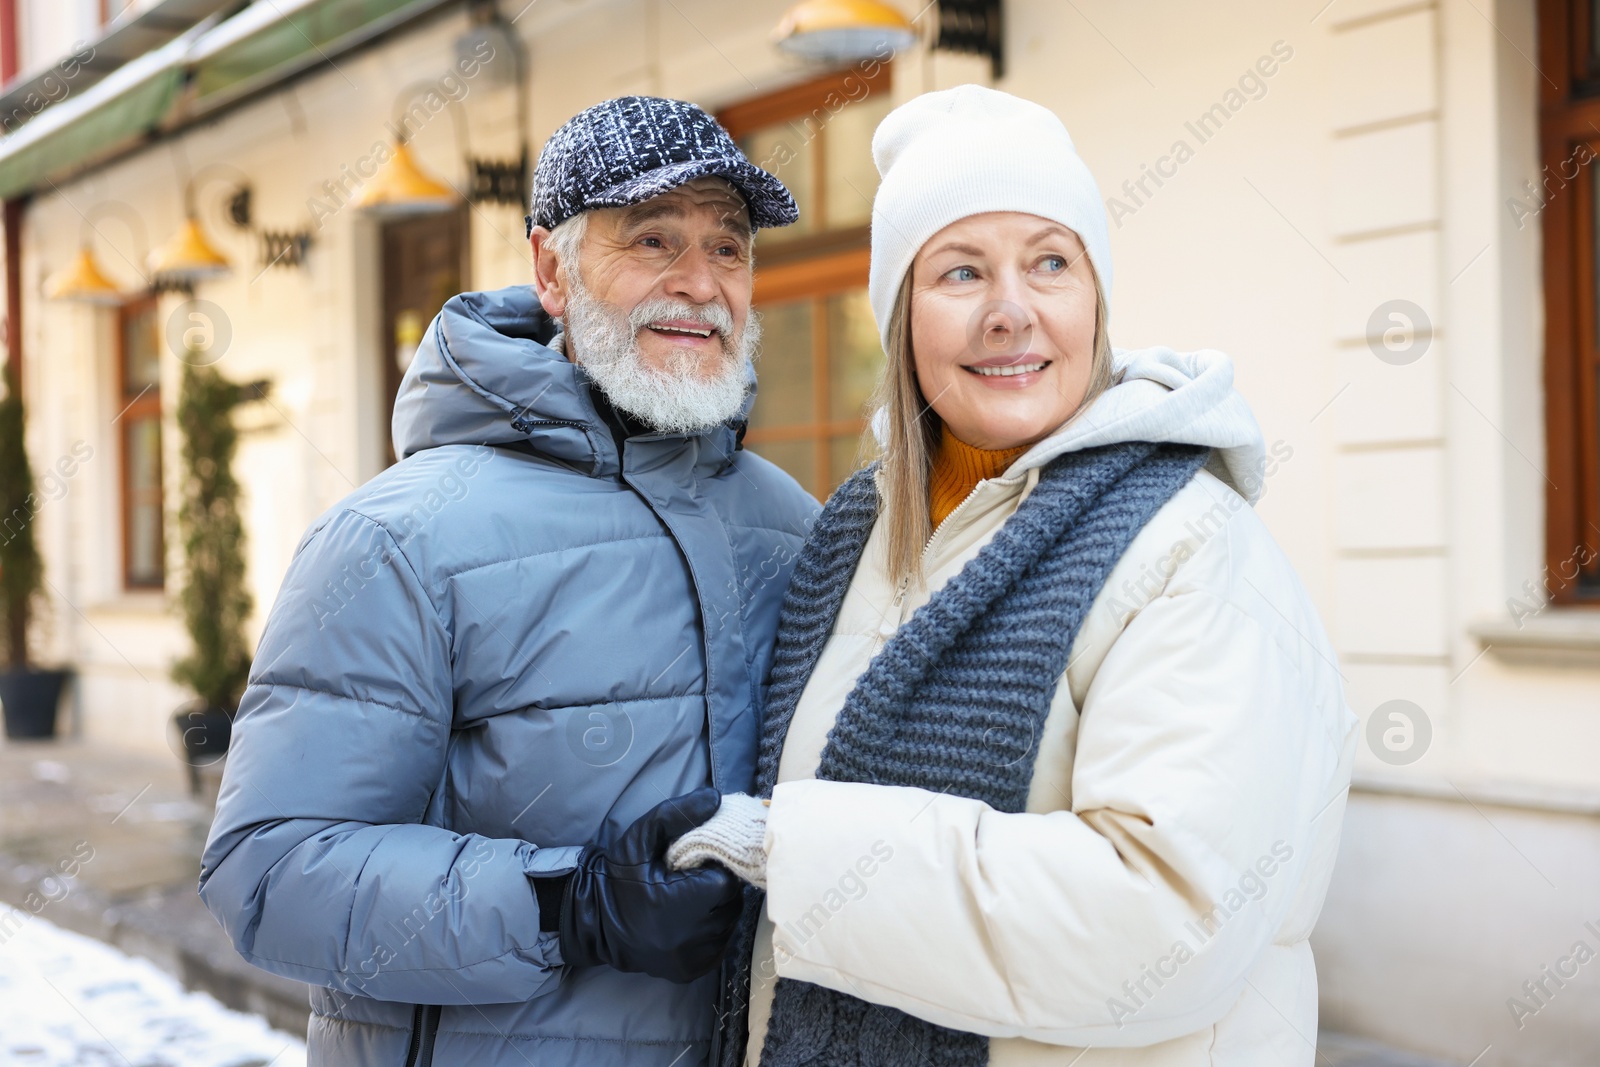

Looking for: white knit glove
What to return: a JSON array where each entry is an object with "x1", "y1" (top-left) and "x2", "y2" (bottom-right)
[{"x1": 666, "y1": 792, "x2": 769, "y2": 889}]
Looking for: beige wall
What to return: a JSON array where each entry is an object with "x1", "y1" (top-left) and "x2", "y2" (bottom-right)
[
  {"x1": 11, "y1": 0, "x2": 1599, "y2": 1060},
  {"x1": 1316, "y1": 790, "x2": 1600, "y2": 1063}
]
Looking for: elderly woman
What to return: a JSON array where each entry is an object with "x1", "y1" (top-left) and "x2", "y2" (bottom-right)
[{"x1": 671, "y1": 86, "x2": 1356, "y2": 1067}]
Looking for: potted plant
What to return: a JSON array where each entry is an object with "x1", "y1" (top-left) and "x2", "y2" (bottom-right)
[
  {"x1": 0, "y1": 363, "x2": 69, "y2": 739},
  {"x1": 170, "y1": 360, "x2": 258, "y2": 792}
]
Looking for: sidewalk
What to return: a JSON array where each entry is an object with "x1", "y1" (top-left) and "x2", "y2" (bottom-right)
[
  {"x1": 1, "y1": 898, "x2": 307, "y2": 1066},
  {"x1": 0, "y1": 737, "x2": 310, "y2": 1036},
  {"x1": 0, "y1": 738, "x2": 1465, "y2": 1066}
]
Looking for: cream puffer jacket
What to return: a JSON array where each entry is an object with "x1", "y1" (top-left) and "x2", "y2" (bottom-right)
[{"x1": 745, "y1": 347, "x2": 1357, "y2": 1066}]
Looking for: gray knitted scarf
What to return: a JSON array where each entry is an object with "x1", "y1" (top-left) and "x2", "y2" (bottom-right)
[{"x1": 716, "y1": 440, "x2": 1209, "y2": 1067}]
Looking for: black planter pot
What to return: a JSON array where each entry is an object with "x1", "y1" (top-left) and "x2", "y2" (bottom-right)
[
  {"x1": 171, "y1": 702, "x2": 234, "y2": 794},
  {"x1": 0, "y1": 668, "x2": 70, "y2": 740}
]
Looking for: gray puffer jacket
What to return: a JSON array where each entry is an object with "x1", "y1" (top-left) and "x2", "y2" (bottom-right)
[{"x1": 199, "y1": 285, "x2": 818, "y2": 1066}]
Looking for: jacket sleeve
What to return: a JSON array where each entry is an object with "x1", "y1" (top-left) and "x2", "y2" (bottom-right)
[
  {"x1": 198, "y1": 509, "x2": 579, "y2": 1005},
  {"x1": 761, "y1": 585, "x2": 1348, "y2": 1048}
]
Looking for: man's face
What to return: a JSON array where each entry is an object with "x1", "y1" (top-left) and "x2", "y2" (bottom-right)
[
  {"x1": 531, "y1": 178, "x2": 763, "y2": 434},
  {"x1": 576, "y1": 178, "x2": 755, "y2": 378}
]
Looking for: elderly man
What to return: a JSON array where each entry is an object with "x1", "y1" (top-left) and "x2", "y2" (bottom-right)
[{"x1": 200, "y1": 97, "x2": 818, "y2": 1067}]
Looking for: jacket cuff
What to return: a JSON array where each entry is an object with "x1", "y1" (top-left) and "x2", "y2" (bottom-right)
[
  {"x1": 530, "y1": 873, "x2": 571, "y2": 933},
  {"x1": 524, "y1": 845, "x2": 585, "y2": 876}
]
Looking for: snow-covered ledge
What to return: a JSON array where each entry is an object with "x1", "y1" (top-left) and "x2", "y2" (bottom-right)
[{"x1": 1469, "y1": 611, "x2": 1600, "y2": 669}]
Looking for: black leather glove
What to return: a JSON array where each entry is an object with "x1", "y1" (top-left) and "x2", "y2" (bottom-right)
[{"x1": 556, "y1": 787, "x2": 742, "y2": 983}]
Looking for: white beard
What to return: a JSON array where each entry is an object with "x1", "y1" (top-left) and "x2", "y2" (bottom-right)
[{"x1": 561, "y1": 276, "x2": 761, "y2": 435}]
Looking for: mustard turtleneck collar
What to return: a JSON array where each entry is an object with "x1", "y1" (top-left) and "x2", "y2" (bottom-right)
[{"x1": 929, "y1": 426, "x2": 1028, "y2": 530}]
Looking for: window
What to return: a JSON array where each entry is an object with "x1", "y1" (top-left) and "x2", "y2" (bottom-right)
[
  {"x1": 1538, "y1": 0, "x2": 1600, "y2": 604},
  {"x1": 117, "y1": 298, "x2": 164, "y2": 589},
  {"x1": 721, "y1": 60, "x2": 894, "y2": 499}
]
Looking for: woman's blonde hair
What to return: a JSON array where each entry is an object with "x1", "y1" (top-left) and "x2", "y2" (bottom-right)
[{"x1": 870, "y1": 268, "x2": 1116, "y2": 591}]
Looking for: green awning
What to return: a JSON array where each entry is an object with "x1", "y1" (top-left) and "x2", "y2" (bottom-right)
[
  {"x1": 0, "y1": 43, "x2": 189, "y2": 200},
  {"x1": 0, "y1": 0, "x2": 455, "y2": 200},
  {"x1": 189, "y1": 0, "x2": 454, "y2": 117},
  {"x1": 0, "y1": 0, "x2": 234, "y2": 135}
]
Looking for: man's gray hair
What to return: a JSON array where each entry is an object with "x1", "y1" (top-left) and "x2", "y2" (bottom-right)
[{"x1": 546, "y1": 211, "x2": 590, "y2": 288}]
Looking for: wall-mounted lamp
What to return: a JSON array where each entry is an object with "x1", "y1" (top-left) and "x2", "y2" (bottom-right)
[
  {"x1": 774, "y1": 0, "x2": 918, "y2": 63},
  {"x1": 43, "y1": 201, "x2": 151, "y2": 304},
  {"x1": 44, "y1": 248, "x2": 123, "y2": 304},
  {"x1": 358, "y1": 7, "x2": 531, "y2": 218},
  {"x1": 460, "y1": 6, "x2": 531, "y2": 207},
  {"x1": 148, "y1": 216, "x2": 231, "y2": 287},
  {"x1": 152, "y1": 162, "x2": 316, "y2": 286},
  {"x1": 353, "y1": 137, "x2": 457, "y2": 216},
  {"x1": 772, "y1": 0, "x2": 1003, "y2": 77},
  {"x1": 150, "y1": 162, "x2": 246, "y2": 289}
]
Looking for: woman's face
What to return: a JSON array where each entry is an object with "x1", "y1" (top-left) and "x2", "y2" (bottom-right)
[{"x1": 909, "y1": 212, "x2": 1099, "y2": 451}]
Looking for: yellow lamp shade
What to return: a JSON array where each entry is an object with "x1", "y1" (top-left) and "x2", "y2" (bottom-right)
[
  {"x1": 774, "y1": 0, "x2": 918, "y2": 61},
  {"x1": 353, "y1": 141, "x2": 457, "y2": 216},
  {"x1": 44, "y1": 247, "x2": 124, "y2": 304},
  {"x1": 148, "y1": 217, "x2": 231, "y2": 282}
]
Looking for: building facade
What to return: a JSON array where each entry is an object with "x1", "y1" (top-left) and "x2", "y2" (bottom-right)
[{"x1": 0, "y1": 0, "x2": 1596, "y2": 1063}]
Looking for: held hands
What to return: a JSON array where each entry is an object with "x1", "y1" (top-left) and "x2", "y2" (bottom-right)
[
  {"x1": 666, "y1": 792, "x2": 769, "y2": 889},
  {"x1": 557, "y1": 787, "x2": 743, "y2": 983}
]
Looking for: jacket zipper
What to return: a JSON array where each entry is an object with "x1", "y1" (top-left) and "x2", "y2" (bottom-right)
[
  {"x1": 922, "y1": 487, "x2": 984, "y2": 562},
  {"x1": 509, "y1": 415, "x2": 587, "y2": 433},
  {"x1": 402, "y1": 1005, "x2": 442, "y2": 1067},
  {"x1": 417, "y1": 1005, "x2": 441, "y2": 1067},
  {"x1": 884, "y1": 468, "x2": 1034, "y2": 633},
  {"x1": 891, "y1": 484, "x2": 994, "y2": 611},
  {"x1": 708, "y1": 953, "x2": 729, "y2": 1067},
  {"x1": 402, "y1": 1006, "x2": 423, "y2": 1067}
]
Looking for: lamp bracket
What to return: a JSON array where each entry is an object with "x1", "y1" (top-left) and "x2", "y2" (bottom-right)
[
  {"x1": 468, "y1": 151, "x2": 528, "y2": 206},
  {"x1": 149, "y1": 275, "x2": 196, "y2": 297},
  {"x1": 259, "y1": 230, "x2": 313, "y2": 271},
  {"x1": 240, "y1": 379, "x2": 272, "y2": 403},
  {"x1": 226, "y1": 186, "x2": 253, "y2": 229},
  {"x1": 935, "y1": 0, "x2": 1004, "y2": 79}
]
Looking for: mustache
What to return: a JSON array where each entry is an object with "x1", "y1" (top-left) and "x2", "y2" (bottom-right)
[
  {"x1": 562, "y1": 279, "x2": 756, "y2": 434},
  {"x1": 628, "y1": 298, "x2": 737, "y2": 337}
]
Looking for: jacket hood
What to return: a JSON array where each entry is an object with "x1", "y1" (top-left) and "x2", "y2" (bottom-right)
[
  {"x1": 392, "y1": 285, "x2": 753, "y2": 471},
  {"x1": 1010, "y1": 346, "x2": 1268, "y2": 503}
]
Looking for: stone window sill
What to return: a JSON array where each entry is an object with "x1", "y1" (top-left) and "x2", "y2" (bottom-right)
[
  {"x1": 1352, "y1": 772, "x2": 1600, "y2": 816},
  {"x1": 85, "y1": 592, "x2": 170, "y2": 618},
  {"x1": 1469, "y1": 610, "x2": 1600, "y2": 669}
]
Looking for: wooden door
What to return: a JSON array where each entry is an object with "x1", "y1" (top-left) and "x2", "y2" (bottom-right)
[{"x1": 380, "y1": 209, "x2": 468, "y2": 465}]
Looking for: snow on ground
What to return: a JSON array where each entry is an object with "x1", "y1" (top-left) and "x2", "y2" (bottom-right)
[{"x1": 0, "y1": 904, "x2": 306, "y2": 1067}]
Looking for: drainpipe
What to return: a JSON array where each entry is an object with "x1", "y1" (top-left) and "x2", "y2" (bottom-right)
[
  {"x1": 0, "y1": 0, "x2": 13, "y2": 82},
  {"x1": 1, "y1": 0, "x2": 30, "y2": 680},
  {"x1": 2, "y1": 0, "x2": 21, "y2": 394},
  {"x1": 3, "y1": 201, "x2": 18, "y2": 395}
]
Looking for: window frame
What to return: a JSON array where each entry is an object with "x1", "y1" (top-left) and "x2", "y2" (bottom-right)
[
  {"x1": 116, "y1": 295, "x2": 165, "y2": 591},
  {"x1": 1537, "y1": 0, "x2": 1600, "y2": 605}
]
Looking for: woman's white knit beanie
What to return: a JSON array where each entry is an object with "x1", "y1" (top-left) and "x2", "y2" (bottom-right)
[{"x1": 868, "y1": 85, "x2": 1113, "y2": 350}]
